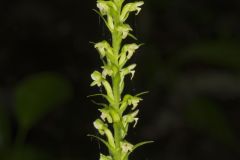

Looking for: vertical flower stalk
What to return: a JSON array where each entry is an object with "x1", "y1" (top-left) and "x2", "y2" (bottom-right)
[{"x1": 89, "y1": 0, "x2": 152, "y2": 160}]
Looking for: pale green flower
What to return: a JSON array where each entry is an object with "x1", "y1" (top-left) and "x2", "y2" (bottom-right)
[
  {"x1": 94, "y1": 41, "x2": 113, "y2": 58},
  {"x1": 123, "y1": 110, "x2": 139, "y2": 127},
  {"x1": 125, "y1": 44, "x2": 140, "y2": 59},
  {"x1": 102, "y1": 65, "x2": 113, "y2": 78},
  {"x1": 121, "y1": 64, "x2": 136, "y2": 79},
  {"x1": 120, "y1": 1, "x2": 144, "y2": 22},
  {"x1": 95, "y1": 41, "x2": 117, "y2": 63},
  {"x1": 119, "y1": 43, "x2": 140, "y2": 66},
  {"x1": 94, "y1": 119, "x2": 115, "y2": 147},
  {"x1": 128, "y1": 96, "x2": 142, "y2": 110},
  {"x1": 117, "y1": 24, "x2": 133, "y2": 39},
  {"x1": 93, "y1": 119, "x2": 107, "y2": 135},
  {"x1": 97, "y1": 1, "x2": 110, "y2": 15},
  {"x1": 91, "y1": 71, "x2": 103, "y2": 87},
  {"x1": 99, "y1": 108, "x2": 113, "y2": 123},
  {"x1": 120, "y1": 141, "x2": 134, "y2": 153}
]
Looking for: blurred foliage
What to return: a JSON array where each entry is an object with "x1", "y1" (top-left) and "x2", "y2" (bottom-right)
[
  {"x1": 0, "y1": 72, "x2": 73, "y2": 160},
  {"x1": 184, "y1": 98, "x2": 236, "y2": 146},
  {"x1": 172, "y1": 41, "x2": 240, "y2": 70},
  {"x1": 2, "y1": 146, "x2": 51, "y2": 160},
  {"x1": 15, "y1": 72, "x2": 73, "y2": 132}
]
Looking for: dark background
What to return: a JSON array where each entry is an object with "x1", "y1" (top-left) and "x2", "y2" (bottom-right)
[{"x1": 0, "y1": 0, "x2": 240, "y2": 160}]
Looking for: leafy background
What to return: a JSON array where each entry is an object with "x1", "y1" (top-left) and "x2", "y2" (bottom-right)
[{"x1": 0, "y1": 0, "x2": 239, "y2": 159}]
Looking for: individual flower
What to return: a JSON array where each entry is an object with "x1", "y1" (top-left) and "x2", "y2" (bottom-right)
[
  {"x1": 97, "y1": 1, "x2": 110, "y2": 15},
  {"x1": 125, "y1": 44, "x2": 140, "y2": 59},
  {"x1": 99, "y1": 108, "x2": 113, "y2": 123},
  {"x1": 102, "y1": 65, "x2": 113, "y2": 78},
  {"x1": 117, "y1": 24, "x2": 133, "y2": 39},
  {"x1": 121, "y1": 64, "x2": 137, "y2": 79},
  {"x1": 120, "y1": 1, "x2": 144, "y2": 22},
  {"x1": 120, "y1": 141, "x2": 134, "y2": 153},
  {"x1": 93, "y1": 119, "x2": 115, "y2": 147},
  {"x1": 119, "y1": 43, "x2": 140, "y2": 66},
  {"x1": 123, "y1": 110, "x2": 139, "y2": 127},
  {"x1": 95, "y1": 41, "x2": 117, "y2": 63},
  {"x1": 93, "y1": 119, "x2": 108, "y2": 135},
  {"x1": 91, "y1": 71, "x2": 103, "y2": 87},
  {"x1": 94, "y1": 41, "x2": 113, "y2": 58},
  {"x1": 127, "y1": 96, "x2": 142, "y2": 110}
]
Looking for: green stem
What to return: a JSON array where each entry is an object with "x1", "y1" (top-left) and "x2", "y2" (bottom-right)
[{"x1": 112, "y1": 25, "x2": 123, "y2": 160}]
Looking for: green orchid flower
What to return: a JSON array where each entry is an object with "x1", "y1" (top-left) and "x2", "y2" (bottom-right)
[
  {"x1": 90, "y1": 1, "x2": 152, "y2": 160},
  {"x1": 99, "y1": 108, "x2": 113, "y2": 123},
  {"x1": 117, "y1": 24, "x2": 133, "y2": 39},
  {"x1": 120, "y1": 1, "x2": 144, "y2": 22},
  {"x1": 119, "y1": 43, "x2": 140, "y2": 67},
  {"x1": 91, "y1": 71, "x2": 103, "y2": 87},
  {"x1": 121, "y1": 64, "x2": 136, "y2": 80},
  {"x1": 120, "y1": 140, "x2": 134, "y2": 153},
  {"x1": 122, "y1": 110, "x2": 139, "y2": 128}
]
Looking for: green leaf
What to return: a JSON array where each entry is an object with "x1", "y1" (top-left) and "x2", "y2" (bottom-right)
[
  {"x1": 87, "y1": 134, "x2": 113, "y2": 152},
  {"x1": 87, "y1": 93, "x2": 114, "y2": 104},
  {"x1": 14, "y1": 72, "x2": 73, "y2": 131},
  {"x1": 128, "y1": 33, "x2": 138, "y2": 41},
  {"x1": 93, "y1": 9, "x2": 111, "y2": 31},
  {"x1": 91, "y1": 100, "x2": 108, "y2": 108},
  {"x1": 135, "y1": 91, "x2": 149, "y2": 97},
  {"x1": 125, "y1": 141, "x2": 154, "y2": 159}
]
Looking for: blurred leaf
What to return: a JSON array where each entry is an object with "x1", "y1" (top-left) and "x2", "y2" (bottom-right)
[
  {"x1": 184, "y1": 98, "x2": 236, "y2": 146},
  {"x1": 0, "y1": 104, "x2": 10, "y2": 149},
  {"x1": 172, "y1": 41, "x2": 240, "y2": 69},
  {"x1": 15, "y1": 72, "x2": 73, "y2": 131}
]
